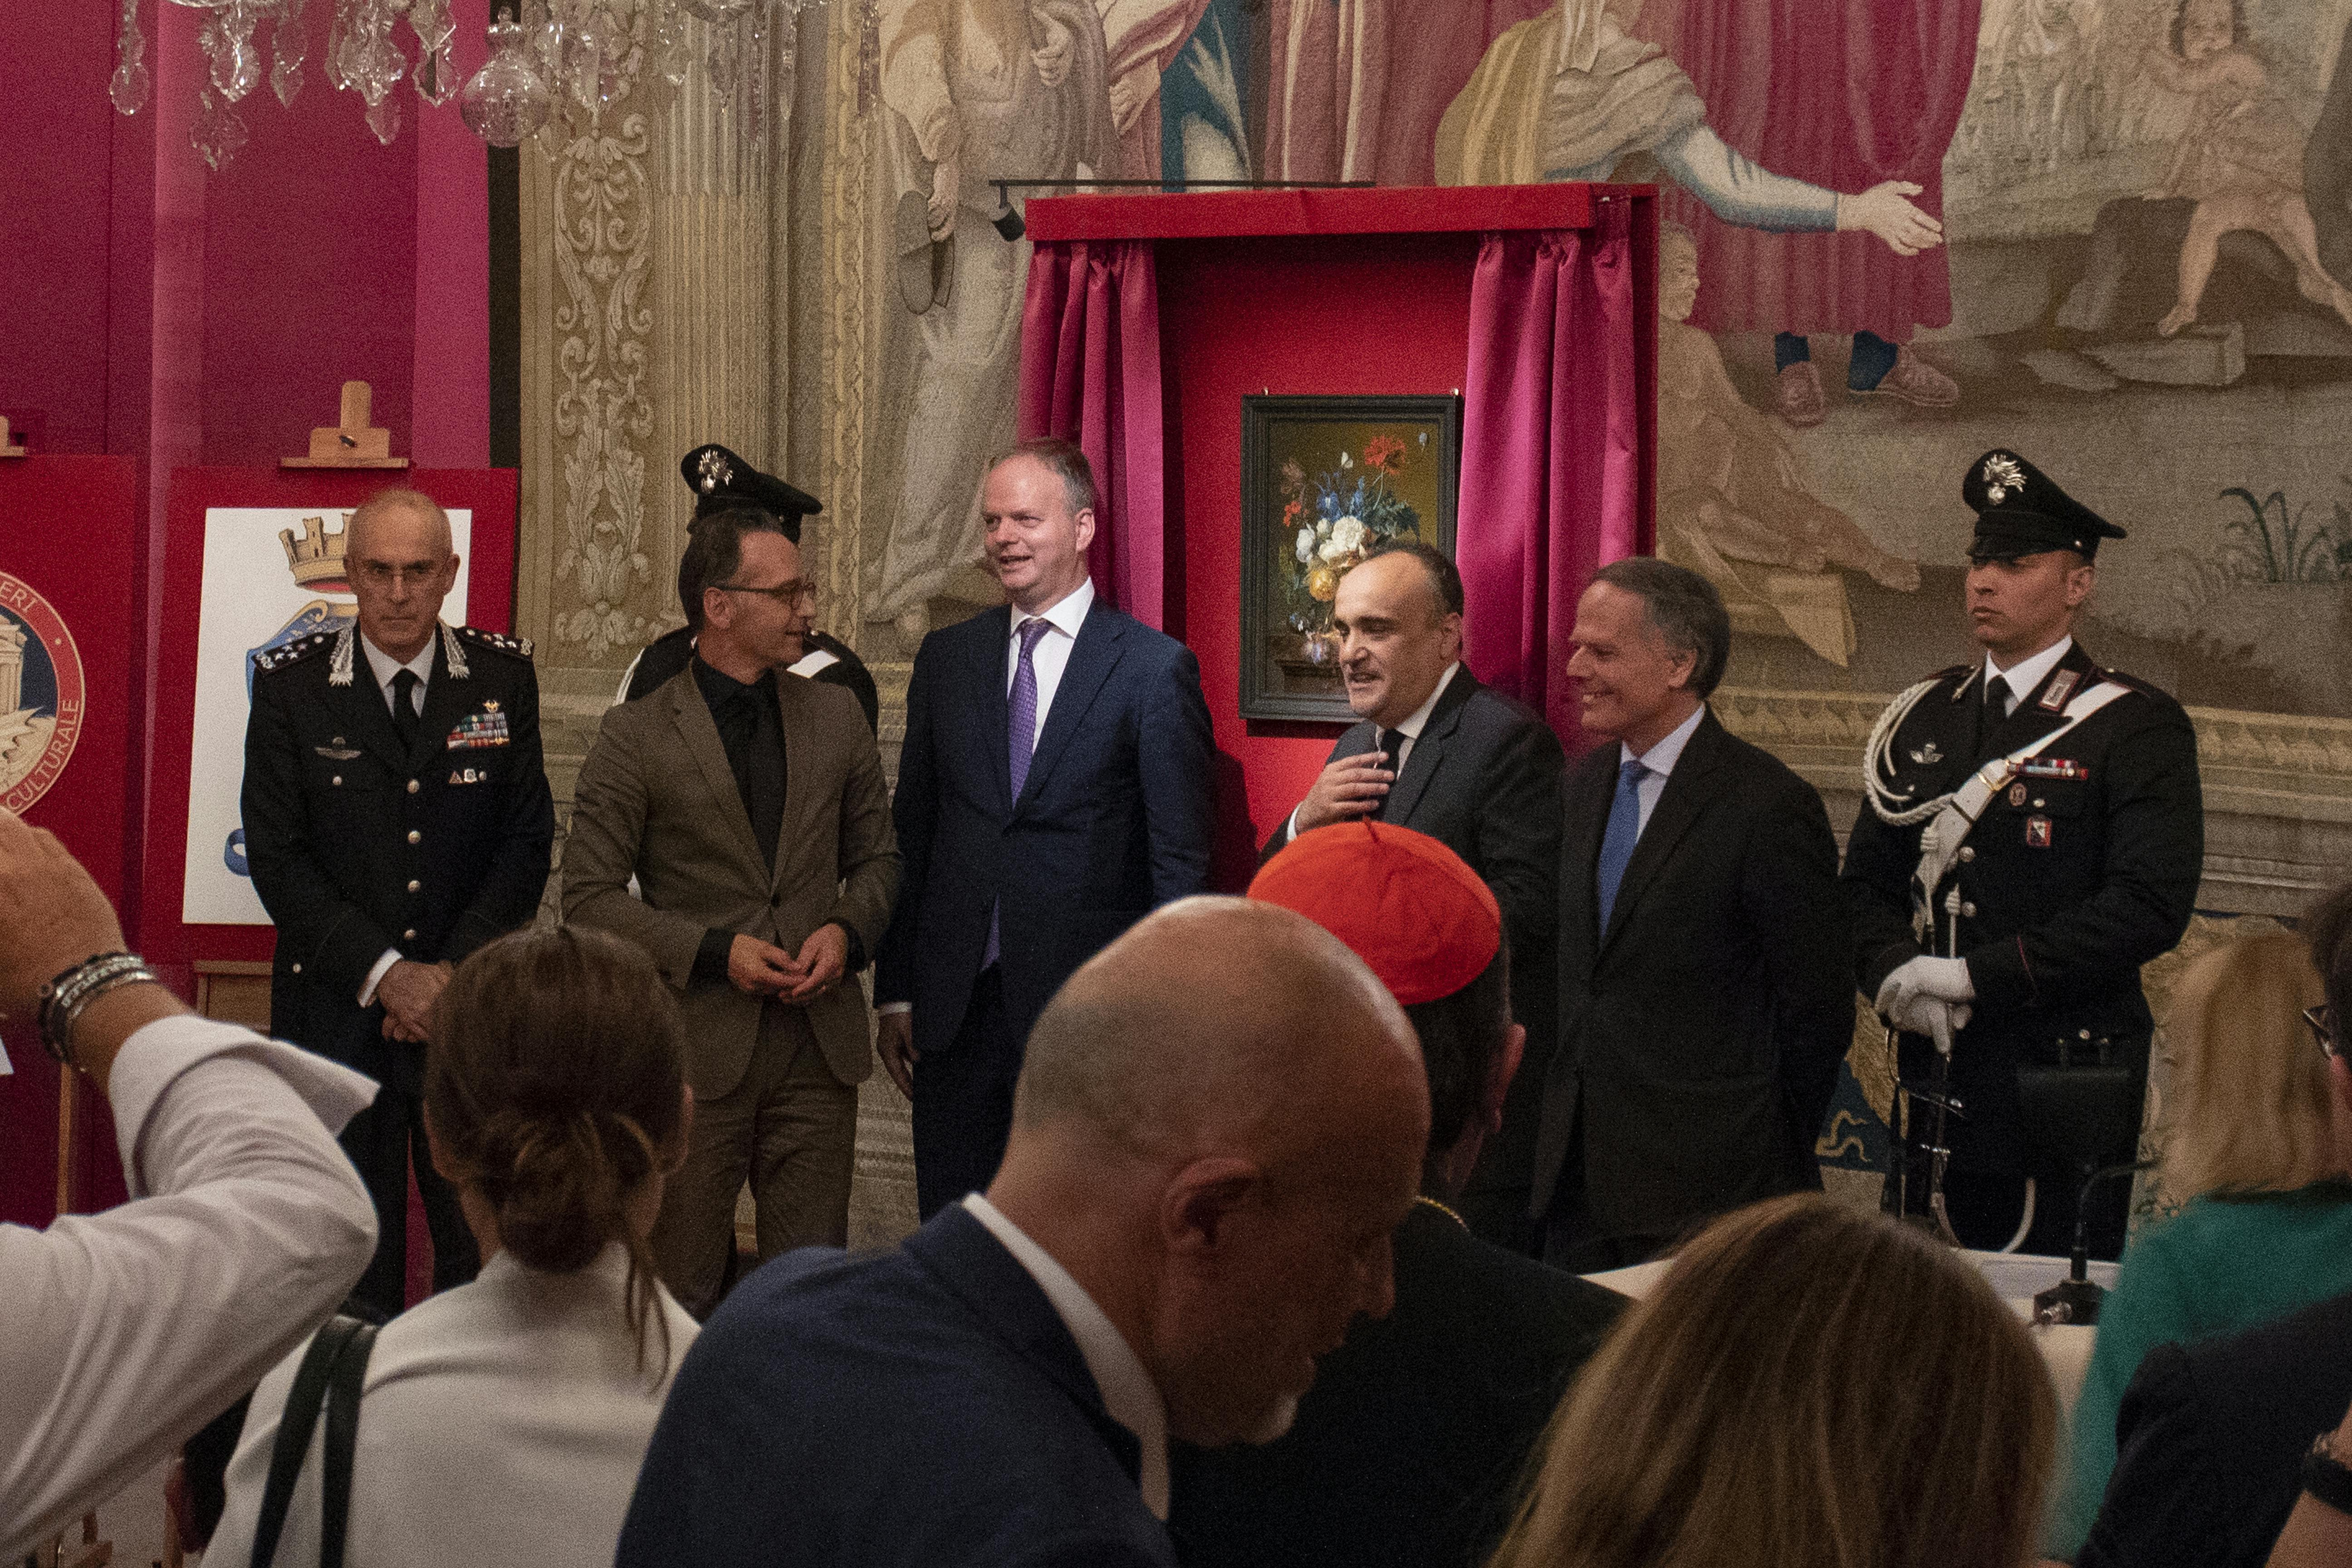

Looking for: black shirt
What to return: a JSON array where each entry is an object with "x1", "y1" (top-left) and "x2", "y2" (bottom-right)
[{"x1": 690, "y1": 658, "x2": 786, "y2": 983}]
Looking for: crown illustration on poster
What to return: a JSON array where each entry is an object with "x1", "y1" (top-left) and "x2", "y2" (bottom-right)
[{"x1": 278, "y1": 514, "x2": 351, "y2": 588}]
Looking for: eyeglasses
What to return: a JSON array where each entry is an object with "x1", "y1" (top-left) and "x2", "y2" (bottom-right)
[
  {"x1": 353, "y1": 560, "x2": 446, "y2": 592},
  {"x1": 2306, "y1": 1003, "x2": 2341, "y2": 1062},
  {"x1": 712, "y1": 578, "x2": 816, "y2": 607}
]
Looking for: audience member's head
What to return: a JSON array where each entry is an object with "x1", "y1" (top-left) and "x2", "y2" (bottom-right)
[
  {"x1": 2303, "y1": 880, "x2": 2352, "y2": 1169},
  {"x1": 345, "y1": 487, "x2": 459, "y2": 663},
  {"x1": 676, "y1": 504, "x2": 809, "y2": 673},
  {"x1": 425, "y1": 926, "x2": 690, "y2": 1372},
  {"x1": 991, "y1": 896, "x2": 1428, "y2": 1450},
  {"x1": 2163, "y1": 928, "x2": 2337, "y2": 1200},
  {"x1": 1491, "y1": 1195, "x2": 2057, "y2": 1568},
  {"x1": 983, "y1": 437, "x2": 1098, "y2": 615},
  {"x1": 1568, "y1": 557, "x2": 1728, "y2": 752},
  {"x1": 1333, "y1": 541, "x2": 1466, "y2": 731},
  {"x1": 1248, "y1": 820, "x2": 1517, "y2": 1199}
]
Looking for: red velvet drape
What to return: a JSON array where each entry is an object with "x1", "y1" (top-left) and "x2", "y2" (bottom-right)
[
  {"x1": 1639, "y1": 0, "x2": 1981, "y2": 339},
  {"x1": 1018, "y1": 239, "x2": 1167, "y2": 629},
  {"x1": 1458, "y1": 201, "x2": 1652, "y2": 750}
]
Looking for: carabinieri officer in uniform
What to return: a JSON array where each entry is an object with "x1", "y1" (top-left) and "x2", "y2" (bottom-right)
[
  {"x1": 241, "y1": 487, "x2": 554, "y2": 1317},
  {"x1": 1842, "y1": 450, "x2": 2203, "y2": 1259}
]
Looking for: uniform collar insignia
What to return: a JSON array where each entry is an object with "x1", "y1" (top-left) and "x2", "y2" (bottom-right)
[
  {"x1": 440, "y1": 621, "x2": 470, "y2": 680},
  {"x1": 2038, "y1": 667, "x2": 2079, "y2": 711},
  {"x1": 328, "y1": 624, "x2": 357, "y2": 687}
]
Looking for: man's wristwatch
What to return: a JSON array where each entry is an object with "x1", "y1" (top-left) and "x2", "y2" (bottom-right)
[
  {"x1": 2303, "y1": 1427, "x2": 2352, "y2": 1515},
  {"x1": 35, "y1": 951, "x2": 164, "y2": 1069}
]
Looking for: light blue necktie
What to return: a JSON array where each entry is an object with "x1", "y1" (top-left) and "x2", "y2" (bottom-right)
[
  {"x1": 984, "y1": 617, "x2": 1054, "y2": 969},
  {"x1": 1594, "y1": 757, "x2": 1648, "y2": 931}
]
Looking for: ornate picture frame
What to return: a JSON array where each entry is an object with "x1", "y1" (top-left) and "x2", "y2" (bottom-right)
[{"x1": 1238, "y1": 394, "x2": 1462, "y2": 723}]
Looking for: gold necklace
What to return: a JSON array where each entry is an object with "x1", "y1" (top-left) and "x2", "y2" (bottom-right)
[{"x1": 1415, "y1": 1194, "x2": 1466, "y2": 1228}]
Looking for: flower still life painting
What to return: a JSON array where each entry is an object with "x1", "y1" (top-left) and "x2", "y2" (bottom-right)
[{"x1": 1238, "y1": 395, "x2": 1461, "y2": 721}]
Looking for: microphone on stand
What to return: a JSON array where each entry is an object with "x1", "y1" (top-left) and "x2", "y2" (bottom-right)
[{"x1": 2033, "y1": 1160, "x2": 2152, "y2": 1326}]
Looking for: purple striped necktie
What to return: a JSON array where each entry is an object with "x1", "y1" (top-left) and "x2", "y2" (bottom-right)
[{"x1": 985, "y1": 615, "x2": 1054, "y2": 968}]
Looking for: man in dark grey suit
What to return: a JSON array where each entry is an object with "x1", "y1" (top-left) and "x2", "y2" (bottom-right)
[
  {"x1": 1265, "y1": 540, "x2": 1564, "y2": 1252},
  {"x1": 564, "y1": 505, "x2": 900, "y2": 1315},
  {"x1": 1536, "y1": 557, "x2": 1852, "y2": 1270}
]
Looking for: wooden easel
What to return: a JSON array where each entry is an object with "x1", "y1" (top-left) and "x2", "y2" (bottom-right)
[{"x1": 281, "y1": 381, "x2": 409, "y2": 470}]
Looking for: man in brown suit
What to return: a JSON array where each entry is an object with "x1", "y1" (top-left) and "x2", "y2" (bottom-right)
[{"x1": 564, "y1": 504, "x2": 900, "y2": 1315}]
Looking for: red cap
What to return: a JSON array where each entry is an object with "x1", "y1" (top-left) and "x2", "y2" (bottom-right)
[{"x1": 1247, "y1": 821, "x2": 1502, "y2": 1005}]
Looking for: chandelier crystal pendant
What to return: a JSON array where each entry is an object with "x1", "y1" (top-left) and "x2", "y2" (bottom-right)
[{"x1": 114, "y1": 0, "x2": 826, "y2": 170}]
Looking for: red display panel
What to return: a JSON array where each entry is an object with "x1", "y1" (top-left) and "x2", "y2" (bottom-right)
[
  {"x1": 137, "y1": 467, "x2": 519, "y2": 967},
  {"x1": 0, "y1": 456, "x2": 140, "y2": 1225}
]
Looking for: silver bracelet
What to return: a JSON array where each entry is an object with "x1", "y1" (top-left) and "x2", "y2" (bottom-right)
[{"x1": 36, "y1": 952, "x2": 162, "y2": 1069}]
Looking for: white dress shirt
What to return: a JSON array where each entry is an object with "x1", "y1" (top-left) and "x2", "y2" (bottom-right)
[
  {"x1": 1983, "y1": 635, "x2": 2074, "y2": 719},
  {"x1": 207, "y1": 1242, "x2": 700, "y2": 1568},
  {"x1": 1618, "y1": 700, "x2": 1707, "y2": 838},
  {"x1": 962, "y1": 1193, "x2": 1169, "y2": 1520},
  {"x1": 1284, "y1": 662, "x2": 1463, "y2": 843},
  {"x1": 0, "y1": 1015, "x2": 378, "y2": 1559},
  {"x1": 357, "y1": 632, "x2": 439, "y2": 1006},
  {"x1": 1008, "y1": 577, "x2": 1097, "y2": 737}
]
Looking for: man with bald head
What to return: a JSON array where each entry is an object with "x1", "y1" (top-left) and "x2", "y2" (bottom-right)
[
  {"x1": 1266, "y1": 539, "x2": 1564, "y2": 1254},
  {"x1": 242, "y1": 485, "x2": 553, "y2": 1316},
  {"x1": 617, "y1": 897, "x2": 1429, "y2": 1567}
]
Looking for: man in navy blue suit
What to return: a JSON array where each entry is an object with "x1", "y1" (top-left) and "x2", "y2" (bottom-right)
[
  {"x1": 616, "y1": 897, "x2": 1430, "y2": 1567},
  {"x1": 876, "y1": 437, "x2": 1216, "y2": 1217}
]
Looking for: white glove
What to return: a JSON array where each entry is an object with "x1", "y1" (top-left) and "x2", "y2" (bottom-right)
[{"x1": 1876, "y1": 956, "x2": 1975, "y2": 1050}]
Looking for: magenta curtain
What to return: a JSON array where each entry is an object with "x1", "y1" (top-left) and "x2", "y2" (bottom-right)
[
  {"x1": 1458, "y1": 202, "x2": 1648, "y2": 750},
  {"x1": 1018, "y1": 239, "x2": 1166, "y2": 628}
]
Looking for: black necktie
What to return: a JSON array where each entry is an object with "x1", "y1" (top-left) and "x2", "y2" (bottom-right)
[
  {"x1": 389, "y1": 669, "x2": 420, "y2": 753},
  {"x1": 1375, "y1": 728, "x2": 1408, "y2": 820},
  {"x1": 1976, "y1": 675, "x2": 2010, "y2": 758}
]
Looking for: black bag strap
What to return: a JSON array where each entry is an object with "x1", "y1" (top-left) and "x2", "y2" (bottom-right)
[
  {"x1": 248, "y1": 1315, "x2": 377, "y2": 1568},
  {"x1": 318, "y1": 1318, "x2": 378, "y2": 1568}
]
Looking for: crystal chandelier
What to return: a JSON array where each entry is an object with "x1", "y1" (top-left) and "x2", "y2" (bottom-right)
[{"x1": 110, "y1": 0, "x2": 823, "y2": 172}]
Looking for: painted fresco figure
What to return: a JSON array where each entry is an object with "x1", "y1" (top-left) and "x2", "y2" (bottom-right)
[
  {"x1": 2305, "y1": 13, "x2": 2352, "y2": 290},
  {"x1": 1268, "y1": 0, "x2": 1554, "y2": 187},
  {"x1": 1656, "y1": 224, "x2": 1922, "y2": 595},
  {"x1": 1098, "y1": 0, "x2": 1213, "y2": 177},
  {"x1": 871, "y1": 0, "x2": 1118, "y2": 632},
  {"x1": 1441, "y1": 0, "x2": 1944, "y2": 265},
  {"x1": 2143, "y1": 0, "x2": 2352, "y2": 337}
]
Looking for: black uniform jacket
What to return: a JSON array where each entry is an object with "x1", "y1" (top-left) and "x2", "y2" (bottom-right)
[
  {"x1": 241, "y1": 624, "x2": 555, "y2": 1090},
  {"x1": 1169, "y1": 1201, "x2": 1625, "y2": 1568},
  {"x1": 1536, "y1": 709, "x2": 1854, "y2": 1240},
  {"x1": 623, "y1": 624, "x2": 880, "y2": 734},
  {"x1": 1840, "y1": 642, "x2": 2202, "y2": 1161},
  {"x1": 1263, "y1": 668, "x2": 1566, "y2": 1205}
]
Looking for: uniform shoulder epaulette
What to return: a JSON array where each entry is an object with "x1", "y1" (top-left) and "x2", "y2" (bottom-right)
[
  {"x1": 1931, "y1": 663, "x2": 1972, "y2": 684},
  {"x1": 455, "y1": 625, "x2": 534, "y2": 660},
  {"x1": 252, "y1": 631, "x2": 338, "y2": 674},
  {"x1": 2096, "y1": 667, "x2": 2165, "y2": 698}
]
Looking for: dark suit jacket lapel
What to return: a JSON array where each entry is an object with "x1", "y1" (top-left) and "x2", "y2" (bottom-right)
[
  {"x1": 667, "y1": 671, "x2": 766, "y2": 873},
  {"x1": 906, "y1": 1206, "x2": 1143, "y2": 1482},
  {"x1": 1017, "y1": 605, "x2": 1127, "y2": 815},
  {"x1": 1561, "y1": 748, "x2": 1614, "y2": 979},
  {"x1": 1387, "y1": 667, "x2": 1478, "y2": 826},
  {"x1": 977, "y1": 606, "x2": 1016, "y2": 815},
  {"x1": 1599, "y1": 710, "x2": 1725, "y2": 955}
]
